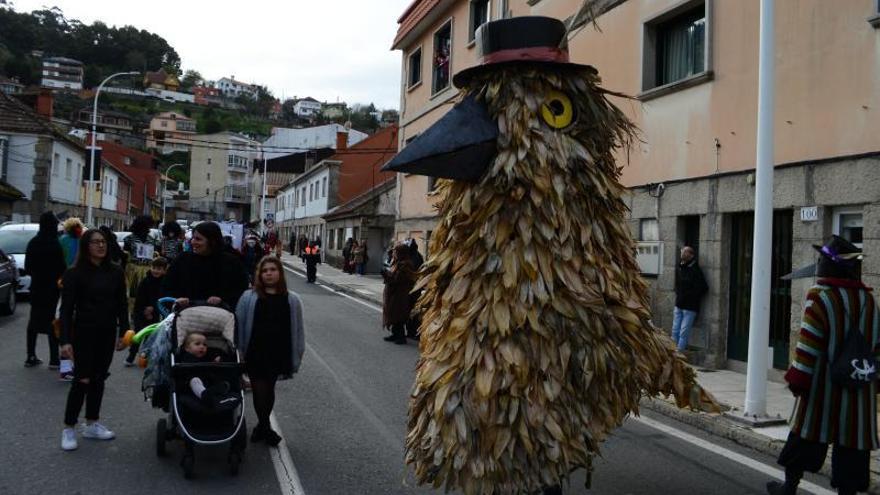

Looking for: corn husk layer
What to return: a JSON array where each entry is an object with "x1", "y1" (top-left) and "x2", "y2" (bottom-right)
[{"x1": 405, "y1": 68, "x2": 717, "y2": 494}]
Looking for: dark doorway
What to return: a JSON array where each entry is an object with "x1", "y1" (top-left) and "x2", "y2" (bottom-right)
[
  {"x1": 680, "y1": 215, "x2": 701, "y2": 256},
  {"x1": 727, "y1": 211, "x2": 793, "y2": 369}
]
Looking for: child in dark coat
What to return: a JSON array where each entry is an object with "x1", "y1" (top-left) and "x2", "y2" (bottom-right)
[{"x1": 125, "y1": 257, "x2": 168, "y2": 366}]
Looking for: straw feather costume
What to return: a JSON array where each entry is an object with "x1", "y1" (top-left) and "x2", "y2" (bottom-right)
[{"x1": 384, "y1": 16, "x2": 717, "y2": 494}]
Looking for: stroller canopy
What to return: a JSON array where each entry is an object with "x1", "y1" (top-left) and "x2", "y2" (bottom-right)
[{"x1": 175, "y1": 305, "x2": 236, "y2": 348}]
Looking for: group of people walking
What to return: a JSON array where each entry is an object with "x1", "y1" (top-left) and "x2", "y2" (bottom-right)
[{"x1": 21, "y1": 213, "x2": 305, "y2": 453}]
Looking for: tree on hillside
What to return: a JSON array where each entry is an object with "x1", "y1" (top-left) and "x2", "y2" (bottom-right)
[
  {"x1": 179, "y1": 69, "x2": 203, "y2": 91},
  {"x1": 0, "y1": 7, "x2": 180, "y2": 85},
  {"x1": 349, "y1": 103, "x2": 379, "y2": 133}
]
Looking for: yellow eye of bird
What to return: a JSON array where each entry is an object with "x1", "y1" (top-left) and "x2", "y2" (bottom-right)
[{"x1": 541, "y1": 91, "x2": 575, "y2": 130}]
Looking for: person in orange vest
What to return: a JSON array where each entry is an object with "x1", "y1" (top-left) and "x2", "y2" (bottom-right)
[{"x1": 304, "y1": 241, "x2": 320, "y2": 283}]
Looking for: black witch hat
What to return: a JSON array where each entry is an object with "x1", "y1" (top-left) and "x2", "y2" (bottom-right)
[
  {"x1": 453, "y1": 16, "x2": 595, "y2": 87},
  {"x1": 781, "y1": 235, "x2": 863, "y2": 280}
]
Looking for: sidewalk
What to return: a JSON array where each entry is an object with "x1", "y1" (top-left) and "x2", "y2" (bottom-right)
[{"x1": 279, "y1": 254, "x2": 880, "y2": 492}]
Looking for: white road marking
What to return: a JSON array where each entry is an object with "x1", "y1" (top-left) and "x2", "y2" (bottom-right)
[
  {"x1": 269, "y1": 411, "x2": 306, "y2": 495},
  {"x1": 283, "y1": 265, "x2": 382, "y2": 312},
  {"x1": 632, "y1": 416, "x2": 834, "y2": 495},
  {"x1": 284, "y1": 262, "x2": 826, "y2": 493}
]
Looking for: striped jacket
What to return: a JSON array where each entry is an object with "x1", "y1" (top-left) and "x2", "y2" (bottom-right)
[{"x1": 786, "y1": 278, "x2": 880, "y2": 450}]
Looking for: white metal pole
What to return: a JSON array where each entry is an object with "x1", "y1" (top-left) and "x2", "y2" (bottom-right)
[
  {"x1": 744, "y1": 0, "x2": 775, "y2": 418},
  {"x1": 261, "y1": 145, "x2": 268, "y2": 231},
  {"x1": 86, "y1": 71, "x2": 138, "y2": 226},
  {"x1": 162, "y1": 164, "x2": 181, "y2": 226}
]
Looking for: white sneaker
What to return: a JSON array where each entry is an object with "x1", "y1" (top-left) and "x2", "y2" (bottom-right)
[
  {"x1": 61, "y1": 428, "x2": 78, "y2": 451},
  {"x1": 81, "y1": 422, "x2": 115, "y2": 440}
]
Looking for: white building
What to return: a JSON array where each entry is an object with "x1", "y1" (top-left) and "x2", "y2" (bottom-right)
[
  {"x1": 263, "y1": 124, "x2": 368, "y2": 160},
  {"x1": 41, "y1": 57, "x2": 83, "y2": 91},
  {"x1": 217, "y1": 77, "x2": 258, "y2": 100},
  {"x1": 189, "y1": 132, "x2": 259, "y2": 220},
  {"x1": 293, "y1": 97, "x2": 322, "y2": 118}
]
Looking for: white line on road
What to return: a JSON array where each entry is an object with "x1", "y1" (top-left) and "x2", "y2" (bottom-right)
[
  {"x1": 284, "y1": 263, "x2": 826, "y2": 493},
  {"x1": 284, "y1": 266, "x2": 382, "y2": 312},
  {"x1": 632, "y1": 415, "x2": 834, "y2": 495},
  {"x1": 269, "y1": 411, "x2": 306, "y2": 495}
]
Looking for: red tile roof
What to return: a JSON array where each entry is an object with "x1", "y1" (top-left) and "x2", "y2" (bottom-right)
[{"x1": 392, "y1": 0, "x2": 442, "y2": 49}]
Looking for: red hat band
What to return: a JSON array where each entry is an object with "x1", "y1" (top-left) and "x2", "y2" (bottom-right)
[{"x1": 482, "y1": 46, "x2": 571, "y2": 65}]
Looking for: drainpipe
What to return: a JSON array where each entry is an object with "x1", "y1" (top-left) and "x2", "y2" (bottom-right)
[{"x1": 744, "y1": 0, "x2": 775, "y2": 419}]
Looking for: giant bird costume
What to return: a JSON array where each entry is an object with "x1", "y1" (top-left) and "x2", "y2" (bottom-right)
[{"x1": 384, "y1": 16, "x2": 717, "y2": 494}]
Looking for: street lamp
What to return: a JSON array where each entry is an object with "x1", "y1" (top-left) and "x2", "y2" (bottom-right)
[
  {"x1": 86, "y1": 71, "x2": 139, "y2": 226},
  {"x1": 161, "y1": 163, "x2": 183, "y2": 225}
]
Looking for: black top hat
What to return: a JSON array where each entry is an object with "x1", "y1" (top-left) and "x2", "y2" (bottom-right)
[
  {"x1": 813, "y1": 235, "x2": 863, "y2": 265},
  {"x1": 453, "y1": 16, "x2": 596, "y2": 88}
]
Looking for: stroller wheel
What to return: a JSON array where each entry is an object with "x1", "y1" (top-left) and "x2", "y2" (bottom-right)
[
  {"x1": 181, "y1": 454, "x2": 195, "y2": 479},
  {"x1": 233, "y1": 417, "x2": 247, "y2": 453},
  {"x1": 228, "y1": 452, "x2": 242, "y2": 476},
  {"x1": 156, "y1": 419, "x2": 167, "y2": 457}
]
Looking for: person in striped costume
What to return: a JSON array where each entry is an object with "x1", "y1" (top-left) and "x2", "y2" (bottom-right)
[{"x1": 768, "y1": 236, "x2": 879, "y2": 495}]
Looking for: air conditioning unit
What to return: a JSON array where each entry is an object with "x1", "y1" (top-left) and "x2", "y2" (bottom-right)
[{"x1": 635, "y1": 241, "x2": 662, "y2": 275}]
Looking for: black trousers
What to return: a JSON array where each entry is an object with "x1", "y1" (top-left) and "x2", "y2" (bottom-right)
[
  {"x1": 306, "y1": 261, "x2": 317, "y2": 282},
  {"x1": 390, "y1": 322, "x2": 406, "y2": 339},
  {"x1": 26, "y1": 295, "x2": 59, "y2": 364},
  {"x1": 63, "y1": 327, "x2": 116, "y2": 426},
  {"x1": 777, "y1": 432, "x2": 870, "y2": 492}
]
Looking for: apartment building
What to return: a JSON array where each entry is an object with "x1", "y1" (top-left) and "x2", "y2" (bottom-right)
[
  {"x1": 40, "y1": 56, "x2": 83, "y2": 91},
  {"x1": 391, "y1": 0, "x2": 880, "y2": 372},
  {"x1": 145, "y1": 112, "x2": 197, "y2": 154},
  {"x1": 189, "y1": 132, "x2": 258, "y2": 221},
  {"x1": 391, "y1": 0, "x2": 528, "y2": 256}
]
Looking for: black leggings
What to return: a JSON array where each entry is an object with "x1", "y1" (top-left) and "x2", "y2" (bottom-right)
[
  {"x1": 26, "y1": 299, "x2": 59, "y2": 363},
  {"x1": 251, "y1": 376, "x2": 278, "y2": 429},
  {"x1": 64, "y1": 378, "x2": 106, "y2": 426}
]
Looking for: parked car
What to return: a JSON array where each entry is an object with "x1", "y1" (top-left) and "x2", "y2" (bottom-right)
[
  {"x1": 0, "y1": 223, "x2": 38, "y2": 294},
  {"x1": 0, "y1": 247, "x2": 17, "y2": 315}
]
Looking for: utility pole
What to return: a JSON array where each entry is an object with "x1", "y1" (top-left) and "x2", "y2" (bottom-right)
[
  {"x1": 743, "y1": 0, "x2": 775, "y2": 419},
  {"x1": 87, "y1": 71, "x2": 139, "y2": 226},
  {"x1": 161, "y1": 163, "x2": 183, "y2": 225}
]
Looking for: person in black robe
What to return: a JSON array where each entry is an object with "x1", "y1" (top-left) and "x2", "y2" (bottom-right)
[{"x1": 24, "y1": 211, "x2": 66, "y2": 368}]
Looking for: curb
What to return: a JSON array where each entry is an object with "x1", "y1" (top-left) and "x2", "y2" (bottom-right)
[
  {"x1": 642, "y1": 398, "x2": 880, "y2": 493},
  {"x1": 281, "y1": 260, "x2": 383, "y2": 306}
]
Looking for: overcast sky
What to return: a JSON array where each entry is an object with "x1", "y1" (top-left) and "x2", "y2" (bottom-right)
[{"x1": 11, "y1": 0, "x2": 412, "y2": 109}]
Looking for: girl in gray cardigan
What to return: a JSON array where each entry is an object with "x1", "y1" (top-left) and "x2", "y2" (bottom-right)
[{"x1": 235, "y1": 256, "x2": 305, "y2": 446}]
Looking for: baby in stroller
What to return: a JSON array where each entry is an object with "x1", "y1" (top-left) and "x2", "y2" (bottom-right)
[{"x1": 178, "y1": 332, "x2": 238, "y2": 409}]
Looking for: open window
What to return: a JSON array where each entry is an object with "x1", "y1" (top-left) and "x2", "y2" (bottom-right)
[
  {"x1": 641, "y1": 0, "x2": 711, "y2": 97},
  {"x1": 432, "y1": 22, "x2": 452, "y2": 94},
  {"x1": 833, "y1": 206, "x2": 864, "y2": 249},
  {"x1": 469, "y1": 0, "x2": 490, "y2": 42}
]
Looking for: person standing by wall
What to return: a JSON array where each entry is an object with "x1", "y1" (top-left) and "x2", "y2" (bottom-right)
[
  {"x1": 59, "y1": 229, "x2": 129, "y2": 451},
  {"x1": 671, "y1": 245, "x2": 708, "y2": 351},
  {"x1": 342, "y1": 238, "x2": 354, "y2": 274},
  {"x1": 235, "y1": 256, "x2": 305, "y2": 446},
  {"x1": 382, "y1": 243, "x2": 416, "y2": 345},
  {"x1": 767, "y1": 236, "x2": 879, "y2": 495},
  {"x1": 24, "y1": 211, "x2": 66, "y2": 369},
  {"x1": 353, "y1": 240, "x2": 367, "y2": 276}
]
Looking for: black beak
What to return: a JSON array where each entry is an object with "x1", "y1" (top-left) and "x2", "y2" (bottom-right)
[
  {"x1": 382, "y1": 95, "x2": 497, "y2": 182},
  {"x1": 781, "y1": 263, "x2": 817, "y2": 280}
]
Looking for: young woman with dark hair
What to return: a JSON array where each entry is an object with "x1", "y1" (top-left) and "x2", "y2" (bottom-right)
[
  {"x1": 162, "y1": 222, "x2": 248, "y2": 309},
  {"x1": 235, "y1": 256, "x2": 305, "y2": 446},
  {"x1": 59, "y1": 229, "x2": 130, "y2": 451}
]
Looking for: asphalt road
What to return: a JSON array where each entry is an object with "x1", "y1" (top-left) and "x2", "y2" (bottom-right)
[{"x1": 0, "y1": 267, "x2": 836, "y2": 494}]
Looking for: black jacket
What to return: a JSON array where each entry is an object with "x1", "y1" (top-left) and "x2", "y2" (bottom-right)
[
  {"x1": 674, "y1": 260, "x2": 708, "y2": 312},
  {"x1": 25, "y1": 232, "x2": 66, "y2": 302},
  {"x1": 161, "y1": 252, "x2": 248, "y2": 309},
  {"x1": 60, "y1": 262, "x2": 130, "y2": 344},
  {"x1": 134, "y1": 273, "x2": 164, "y2": 328}
]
